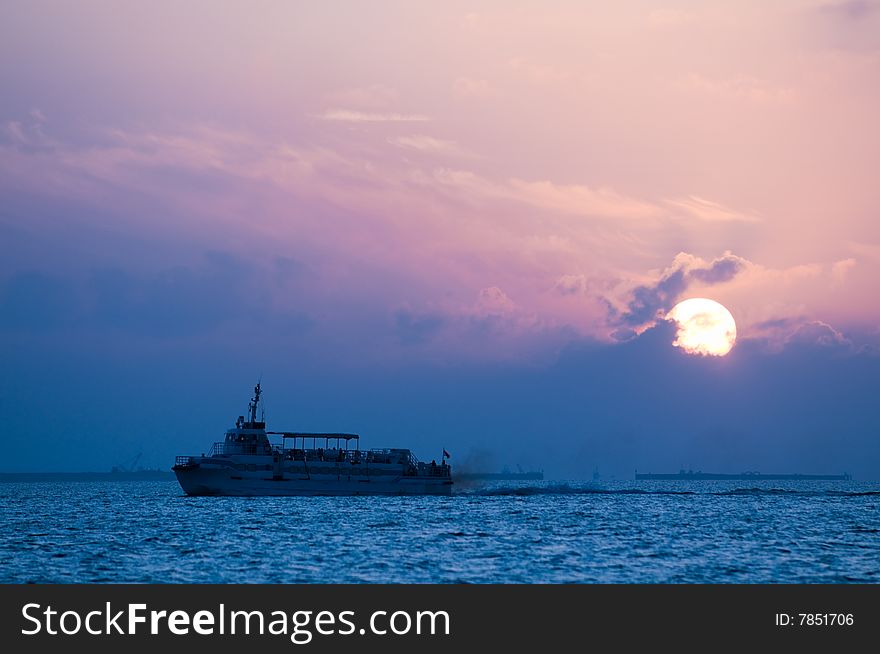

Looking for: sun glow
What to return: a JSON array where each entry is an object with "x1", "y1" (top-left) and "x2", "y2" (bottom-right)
[{"x1": 666, "y1": 298, "x2": 737, "y2": 356}]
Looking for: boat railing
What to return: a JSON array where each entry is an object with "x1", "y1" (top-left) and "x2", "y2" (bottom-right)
[
  {"x1": 174, "y1": 456, "x2": 195, "y2": 467},
  {"x1": 272, "y1": 446, "x2": 429, "y2": 467},
  {"x1": 210, "y1": 442, "x2": 266, "y2": 456},
  {"x1": 418, "y1": 462, "x2": 452, "y2": 478},
  {"x1": 201, "y1": 441, "x2": 449, "y2": 475}
]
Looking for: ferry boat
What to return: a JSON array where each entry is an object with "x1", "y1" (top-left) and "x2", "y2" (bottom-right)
[{"x1": 172, "y1": 383, "x2": 453, "y2": 496}]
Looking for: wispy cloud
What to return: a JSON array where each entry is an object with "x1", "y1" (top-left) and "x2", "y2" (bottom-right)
[
  {"x1": 388, "y1": 135, "x2": 469, "y2": 157},
  {"x1": 317, "y1": 109, "x2": 430, "y2": 122},
  {"x1": 2, "y1": 108, "x2": 56, "y2": 153},
  {"x1": 508, "y1": 179, "x2": 664, "y2": 220},
  {"x1": 673, "y1": 73, "x2": 795, "y2": 105},
  {"x1": 554, "y1": 274, "x2": 588, "y2": 296},
  {"x1": 3, "y1": 118, "x2": 874, "y2": 358},
  {"x1": 665, "y1": 195, "x2": 760, "y2": 223},
  {"x1": 324, "y1": 85, "x2": 401, "y2": 110},
  {"x1": 452, "y1": 77, "x2": 496, "y2": 99}
]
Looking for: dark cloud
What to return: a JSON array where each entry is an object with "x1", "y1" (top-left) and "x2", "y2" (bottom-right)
[
  {"x1": 5, "y1": 317, "x2": 879, "y2": 480},
  {"x1": 1, "y1": 251, "x2": 313, "y2": 340},
  {"x1": 753, "y1": 317, "x2": 798, "y2": 331},
  {"x1": 273, "y1": 256, "x2": 309, "y2": 281},
  {"x1": 86, "y1": 251, "x2": 253, "y2": 337},
  {"x1": 610, "y1": 327, "x2": 637, "y2": 342},
  {"x1": 819, "y1": 0, "x2": 878, "y2": 20},
  {"x1": 786, "y1": 321, "x2": 850, "y2": 348},
  {"x1": 687, "y1": 255, "x2": 744, "y2": 284},
  {"x1": 750, "y1": 316, "x2": 860, "y2": 352},
  {"x1": 394, "y1": 310, "x2": 446, "y2": 345},
  {"x1": 615, "y1": 252, "x2": 746, "y2": 327},
  {"x1": 810, "y1": 0, "x2": 880, "y2": 52},
  {"x1": 619, "y1": 268, "x2": 687, "y2": 327},
  {"x1": 0, "y1": 271, "x2": 76, "y2": 331}
]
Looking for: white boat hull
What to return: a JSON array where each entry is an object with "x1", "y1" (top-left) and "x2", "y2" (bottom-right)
[{"x1": 174, "y1": 464, "x2": 453, "y2": 496}]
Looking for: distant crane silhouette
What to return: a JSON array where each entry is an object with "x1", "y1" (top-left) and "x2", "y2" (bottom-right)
[{"x1": 112, "y1": 452, "x2": 142, "y2": 473}]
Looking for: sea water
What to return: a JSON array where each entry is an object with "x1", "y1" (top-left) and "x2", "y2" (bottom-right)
[{"x1": 2, "y1": 480, "x2": 877, "y2": 583}]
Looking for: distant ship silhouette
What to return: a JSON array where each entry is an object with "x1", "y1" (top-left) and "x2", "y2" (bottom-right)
[{"x1": 635, "y1": 469, "x2": 851, "y2": 481}]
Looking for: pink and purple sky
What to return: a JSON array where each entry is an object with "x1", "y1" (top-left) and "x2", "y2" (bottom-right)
[{"x1": 1, "y1": 1, "x2": 879, "y2": 476}]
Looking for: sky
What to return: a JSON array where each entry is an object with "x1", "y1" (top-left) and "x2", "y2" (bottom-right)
[{"x1": 1, "y1": 0, "x2": 879, "y2": 478}]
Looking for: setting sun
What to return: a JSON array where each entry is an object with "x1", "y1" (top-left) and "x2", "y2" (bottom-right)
[{"x1": 666, "y1": 298, "x2": 737, "y2": 356}]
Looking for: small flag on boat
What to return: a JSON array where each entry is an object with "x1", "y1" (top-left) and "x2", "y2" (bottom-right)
[{"x1": 443, "y1": 449, "x2": 450, "y2": 459}]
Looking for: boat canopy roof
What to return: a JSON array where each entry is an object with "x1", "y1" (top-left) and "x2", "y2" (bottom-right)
[{"x1": 268, "y1": 432, "x2": 359, "y2": 441}]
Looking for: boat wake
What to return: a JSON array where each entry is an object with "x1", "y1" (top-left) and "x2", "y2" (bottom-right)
[{"x1": 456, "y1": 484, "x2": 879, "y2": 498}]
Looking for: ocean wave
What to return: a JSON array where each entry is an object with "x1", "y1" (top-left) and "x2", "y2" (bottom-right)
[{"x1": 713, "y1": 488, "x2": 880, "y2": 497}]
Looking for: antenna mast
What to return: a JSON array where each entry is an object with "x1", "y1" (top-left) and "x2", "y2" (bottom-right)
[{"x1": 249, "y1": 382, "x2": 261, "y2": 424}]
